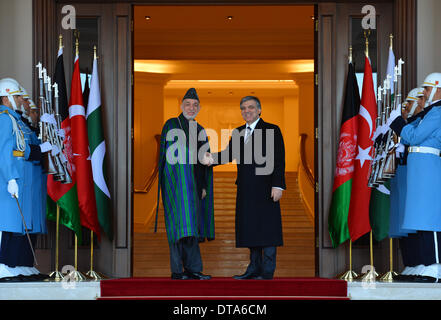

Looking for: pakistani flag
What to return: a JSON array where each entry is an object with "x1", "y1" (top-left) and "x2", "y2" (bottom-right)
[
  {"x1": 86, "y1": 53, "x2": 113, "y2": 240},
  {"x1": 328, "y1": 62, "x2": 360, "y2": 247},
  {"x1": 369, "y1": 44, "x2": 395, "y2": 242}
]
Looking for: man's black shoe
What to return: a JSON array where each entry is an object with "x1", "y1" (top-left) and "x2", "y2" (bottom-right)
[
  {"x1": 22, "y1": 274, "x2": 51, "y2": 282},
  {"x1": 185, "y1": 272, "x2": 211, "y2": 280},
  {"x1": 171, "y1": 273, "x2": 189, "y2": 280},
  {"x1": 393, "y1": 274, "x2": 415, "y2": 282},
  {"x1": 0, "y1": 276, "x2": 24, "y2": 282},
  {"x1": 413, "y1": 275, "x2": 438, "y2": 283},
  {"x1": 233, "y1": 272, "x2": 259, "y2": 280}
]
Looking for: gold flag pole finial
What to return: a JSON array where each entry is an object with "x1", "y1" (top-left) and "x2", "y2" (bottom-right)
[
  {"x1": 93, "y1": 45, "x2": 97, "y2": 60},
  {"x1": 364, "y1": 30, "x2": 370, "y2": 58},
  {"x1": 75, "y1": 37, "x2": 79, "y2": 57},
  {"x1": 349, "y1": 46, "x2": 353, "y2": 64},
  {"x1": 389, "y1": 34, "x2": 394, "y2": 50},
  {"x1": 59, "y1": 34, "x2": 63, "y2": 51}
]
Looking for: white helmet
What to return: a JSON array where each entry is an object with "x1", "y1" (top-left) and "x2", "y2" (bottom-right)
[
  {"x1": 422, "y1": 72, "x2": 441, "y2": 105},
  {"x1": 0, "y1": 78, "x2": 22, "y2": 110},
  {"x1": 406, "y1": 88, "x2": 420, "y2": 102},
  {"x1": 0, "y1": 77, "x2": 30, "y2": 98},
  {"x1": 405, "y1": 88, "x2": 420, "y2": 117},
  {"x1": 0, "y1": 77, "x2": 31, "y2": 117},
  {"x1": 29, "y1": 99, "x2": 38, "y2": 110}
]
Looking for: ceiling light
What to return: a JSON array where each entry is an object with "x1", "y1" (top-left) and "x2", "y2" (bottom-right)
[
  {"x1": 226, "y1": 16, "x2": 233, "y2": 21},
  {"x1": 145, "y1": 16, "x2": 151, "y2": 21}
]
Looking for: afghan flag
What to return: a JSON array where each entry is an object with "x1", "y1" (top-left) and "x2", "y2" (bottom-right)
[
  {"x1": 86, "y1": 54, "x2": 113, "y2": 240},
  {"x1": 328, "y1": 62, "x2": 360, "y2": 248},
  {"x1": 46, "y1": 46, "x2": 82, "y2": 244},
  {"x1": 348, "y1": 56, "x2": 377, "y2": 242},
  {"x1": 69, "y1": 53, "x2": 101, "y2": 240},
  {"x1": 369, "y1": 45, "x2": 395, "y2": 242}
]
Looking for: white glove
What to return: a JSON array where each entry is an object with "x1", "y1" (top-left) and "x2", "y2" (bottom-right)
[
  {"x1": 7, "y1": 179, "x2": 18, "y2": 198},
  {"x1": 40, "y1": 141, "x2": 53, "y2": 153},
  {"x1": 58, "y1": 129, "x2": 65, "y2": 140},
  {"x1": 387, "y1": 108, "x2": 402, "y2": 127},
  {"x1": 51, "y1": 145, "x2": 60, "y2": 156},
  {"x1": 40, "y1": 113, "x2": 57, "y2": 125}
]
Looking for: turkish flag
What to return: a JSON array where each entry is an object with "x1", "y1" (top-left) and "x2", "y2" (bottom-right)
[
  {"x1": 347, "y1": 56, "x2": 377, "y2": 242},
  {"x1": 69, "y1": 55, "x2": 100, "y2": 240}
]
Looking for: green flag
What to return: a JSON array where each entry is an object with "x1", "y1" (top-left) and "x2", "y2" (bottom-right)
[
  {"x1": 369, "y1": 182, "x2": 390, "y2": 241},
  {"x1": 86, "y1": 53, "x2": 112, "y2": 240}
]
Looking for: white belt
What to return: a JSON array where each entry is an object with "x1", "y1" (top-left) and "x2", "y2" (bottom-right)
[{"x1": 408, "y1": 146, "x2": 441, "y2": 156}]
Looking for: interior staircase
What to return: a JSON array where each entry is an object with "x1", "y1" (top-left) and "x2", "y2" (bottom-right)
[{"x1": 133, "y1": 171, "x2": 315, "y2": 278}]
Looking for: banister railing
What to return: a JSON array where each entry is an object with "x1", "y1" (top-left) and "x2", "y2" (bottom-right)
[
  {"x1": 298, "y1": 133, "x2": 315, "y2": 222},
  {"x1": 134, "y1": 134, "x2": 161, "y2": 193},
  {"x1": 299, "y1": 133, "x2": 315, "y2": 187}
]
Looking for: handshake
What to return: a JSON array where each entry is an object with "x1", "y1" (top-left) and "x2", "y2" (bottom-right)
[{"x1": 201, "y1": 152, "x2": 214, "y2": 166}]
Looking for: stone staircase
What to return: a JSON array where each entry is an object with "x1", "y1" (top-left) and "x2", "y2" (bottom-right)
[{"x1": 133, "y1": 171, "x2": 315, "y2": 277}]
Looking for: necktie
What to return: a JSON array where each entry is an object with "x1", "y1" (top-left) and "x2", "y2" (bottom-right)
[{"x1": 245, "y1": 126, "x2": 252, "y2": 143}]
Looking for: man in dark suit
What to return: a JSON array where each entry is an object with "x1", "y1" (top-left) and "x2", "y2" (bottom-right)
[{"x1": 208, "y1": 96, "x2": 286, "y2": 279}]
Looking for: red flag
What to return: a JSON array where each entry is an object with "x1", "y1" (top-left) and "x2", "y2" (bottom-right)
[
  {"x1": 347, "y1": 56, "x2": 377, "y2": 242},
  {"x1": 69, "y1": 55, "x2": 100, "y2": 240}
]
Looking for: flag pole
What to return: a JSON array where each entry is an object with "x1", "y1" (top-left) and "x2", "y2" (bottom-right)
[
  {"x1": 379, "y1": 34, "x2": 398, "y2": 282},
  {"x1": 48, "y1": 204, "x2": 64, "y2": 281},
  {"x1": 338, "y1": 240, "x2": 358, "y2": 281},
  {"x1": 359, "y1": 31, "x2": 377, "y2": 281},
  {"x1": 336, "y1": 46, "x2": 358, "y2": 282},
  {"x1": 48, "y1": 35, "x2": 65, "y2": 282},
  {"x1": 84, "y1": 45, "x2": 106, "y2": 281},
  {"x1": 86, "y1": 230, "x2": 106, "y2": 280},
  {"x1": 66, "y1": 33, "x2": 87, "y2": 282},
  {"x1": 68, "y1": 234, "x2": 87, "y2": 281},
  {"x1": 380, "y1": 238, "x2": 398, "y2": 282}
]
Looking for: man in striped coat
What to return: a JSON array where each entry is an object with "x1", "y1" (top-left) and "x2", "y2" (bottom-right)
[{"x1": 158, "y1": 88, "x2": 214, "y2": 280}]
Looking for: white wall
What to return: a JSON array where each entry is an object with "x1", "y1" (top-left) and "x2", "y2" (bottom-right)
[
  {"x1": 0, "y1": 0, "x2": 33, "y2": 96},
  {"x1": 417, "y1": 0, "x2": 441, "y2": 84}
]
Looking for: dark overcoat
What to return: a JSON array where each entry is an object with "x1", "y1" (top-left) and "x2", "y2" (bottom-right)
[{"x1": 214, "y1": 118, "x2": 286, "y2": 247}]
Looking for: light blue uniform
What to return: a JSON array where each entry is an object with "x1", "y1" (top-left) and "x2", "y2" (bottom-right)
[
  {"x1": 20, "y1": 117, "x2": 47, "y2": 234},
  {"x1": 389, "y1": 162, "x2": 416, "y2": 237},
  {"x1": 400, "y1": 102, "x2": 441, "y2": 231},
  {"x1": 0, "y1": 105, "x2": 46, "y2": 235}
]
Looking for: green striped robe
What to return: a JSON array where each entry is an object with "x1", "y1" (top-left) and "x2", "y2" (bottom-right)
[{"x1": 158, "y1": 115, "x2": 214, "y2": 244}]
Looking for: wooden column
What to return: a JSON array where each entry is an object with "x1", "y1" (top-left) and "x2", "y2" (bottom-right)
[{"x1": 394, "y1": 0, "x2": 417, "y2": 94}]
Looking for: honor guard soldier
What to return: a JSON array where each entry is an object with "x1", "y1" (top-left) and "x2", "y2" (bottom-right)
[
  {"x1": 0, "y1": 78, "x2": 47, "y2": 282},
  {"x1": 389, "y1": 88, "x2": 424, "y2": 281},
  {"x1": 390, "y1": 73, "x2": 441, "y2": 282}
]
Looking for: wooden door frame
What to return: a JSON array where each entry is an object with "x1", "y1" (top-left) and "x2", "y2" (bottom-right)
[{"x1": 34, "y1": 0, "x2": 415, "y2": 278}]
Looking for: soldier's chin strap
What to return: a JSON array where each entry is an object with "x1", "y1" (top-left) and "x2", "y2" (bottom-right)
[
  {"x1": 7, "y1": 94, "x2": 18, "y2": 111},
  {"x1": 408, "y1": 101, "x2": 418, "y2": 117},
  {"x1": 427, "y1": 87, "x2": 439, "y2": 107}
]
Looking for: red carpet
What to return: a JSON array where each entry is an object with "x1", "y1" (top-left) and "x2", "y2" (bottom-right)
[{"x1": 99, "y1": 277, "x2": 348, "y2": 300}]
